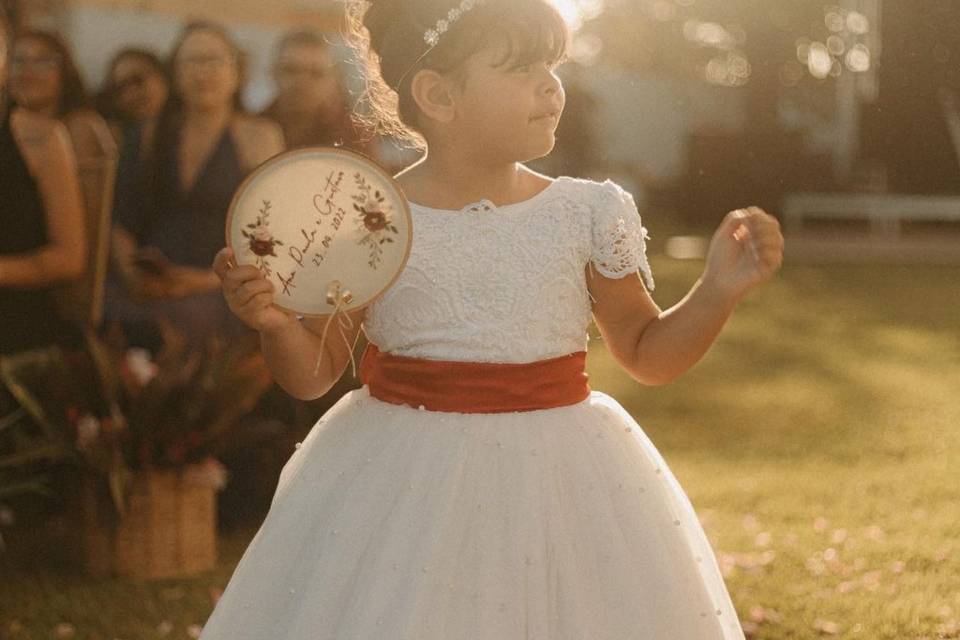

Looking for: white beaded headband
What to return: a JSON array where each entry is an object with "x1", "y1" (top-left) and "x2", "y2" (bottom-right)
[
  {"x1": 424, "y1": 0, "x2": 483, "y2": 46},
  {"x1": 390, "y1": 0, "x2": 487, "y2": 91}
]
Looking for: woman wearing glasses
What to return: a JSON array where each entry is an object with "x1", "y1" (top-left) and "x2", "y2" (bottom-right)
[
  {"x1": 0, "y1": 17, "x2": 86, "y2": 355},
  {"x1": 104, "y1": 20, "x2": 284, "y2": 351},
  {"x1": 8, "y1": 28, "x2": 115, "y2": 165},
  {"x1": 97, "y1": 48, "x2": 169, "y2": 339},
  {"x1": 98, "y1": 48, "x2": 169, "y2": 128}
]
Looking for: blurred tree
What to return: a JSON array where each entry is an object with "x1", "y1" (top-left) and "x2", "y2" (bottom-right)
[{"x1": 866, "y1": 0, "x2": 960, "y2": 193}]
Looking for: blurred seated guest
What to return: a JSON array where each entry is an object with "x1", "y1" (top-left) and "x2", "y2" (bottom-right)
[
  {"x1": 105, "y1": 20, "x2": 283, "y2": 351},
  {"x1": 96, "y1": 48, "x2": 169, "y2": 236},
  {"x1": 95, "y1": 49, "x2": 169, "y2": 324},
  {"x1": 0, "y1": 17, "x2": 87, "y2": 355},
  {"x1": 97, "y1": 48, "x2": 168, "y2": 129},
  {"x1": 261, "y1": 30, "x2": 391, "y2": 162},
  {"x1": 9, "y1": 28, "x2": 116, "y2": 164}
]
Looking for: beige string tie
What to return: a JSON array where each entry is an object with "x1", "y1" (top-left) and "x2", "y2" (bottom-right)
[{"x1": 313, "y1": 280, "x2": 359, "y2": 379}]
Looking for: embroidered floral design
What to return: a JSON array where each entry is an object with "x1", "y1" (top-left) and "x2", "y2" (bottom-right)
[
  {"x1": 352, "y1": 173, "x2": 400, "y2": 269},
  {"x1": 242, "y1": 200, "x2": 285, "y2": 276}
]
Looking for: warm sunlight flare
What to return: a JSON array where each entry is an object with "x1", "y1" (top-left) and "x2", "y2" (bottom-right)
[{"x1": 549, "y1": 0, "x2": 605, "y2": 32}]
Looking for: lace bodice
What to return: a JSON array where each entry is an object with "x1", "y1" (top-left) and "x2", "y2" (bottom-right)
[{"x1": 363, "y1": 176, "x2": 654, "y2": 363}]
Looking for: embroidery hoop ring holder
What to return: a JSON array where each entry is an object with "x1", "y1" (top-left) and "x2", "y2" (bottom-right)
[{"x1": 225, "y1": 146, "x2": 412, "y2": 378}]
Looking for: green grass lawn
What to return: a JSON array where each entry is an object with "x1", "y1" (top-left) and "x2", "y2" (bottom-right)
[
  {"x1": 591, "y1": 258, "x2": 960, "y2": 640},
  {"x1": 1, "y1": 258, "x2": 957, "y2": 640}
]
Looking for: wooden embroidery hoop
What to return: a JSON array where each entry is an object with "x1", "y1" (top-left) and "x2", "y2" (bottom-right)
[{"x1": 225, "y1": 146, "x2": 412, "y2": 377}]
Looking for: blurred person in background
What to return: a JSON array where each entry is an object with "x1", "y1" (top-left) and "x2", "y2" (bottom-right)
[
  {"x1": 102, "y1": 21, "x2": 286, "y2": 529},
  {"x1": 261, "y1": 29, "x2": 381, "y2": 453},
  {"x1": 97, "y1": 48, "x2": 168, "y2": 129},
  {"x1": 0, "y1": 15, "x2": 92, "y2": 544},
  {"x1": 104, "y1": 20, "x2": 283, "y2": 351},
  {"x1": 96, "y1": 48, "x2": 169, "y2": 341},
  {"x1": 262, "y1": 29, "x2": 402, "y2": 169},
  {"x1": 8, "y1": 28, "x2": 115, "y2": 164},
  {"x1": 0, "y1": 15, "x2": 86, "y2": 356},
  {"x1": 96, "y1": 47, "x2": 169, "y2": 239}
]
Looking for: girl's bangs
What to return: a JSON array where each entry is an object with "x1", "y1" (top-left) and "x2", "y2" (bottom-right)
[
  {"x1": 484, "y1": 2, "x2": 570, "y2": 68},
  {"x1": 442, "y1": 0, "x2": 567, "y2": 70}
]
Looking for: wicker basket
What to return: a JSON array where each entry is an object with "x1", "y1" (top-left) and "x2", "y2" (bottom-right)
[{"x1": 80, "y1": 462, "x2": 219, "y2": 580}]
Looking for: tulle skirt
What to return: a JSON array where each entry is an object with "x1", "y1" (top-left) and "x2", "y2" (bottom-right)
[{"x1": 199, "y1": 386, "x2": 745, "y2": 640}]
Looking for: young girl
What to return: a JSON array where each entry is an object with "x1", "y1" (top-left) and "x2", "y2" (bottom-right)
[{"x1": 204, "y1": 0, "x2": 783, "y2": 637}]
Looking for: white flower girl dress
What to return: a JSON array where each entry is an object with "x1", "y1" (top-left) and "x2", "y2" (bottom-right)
[{"x1": 200, "y1": 176, "x2": 745, "y2": 639}]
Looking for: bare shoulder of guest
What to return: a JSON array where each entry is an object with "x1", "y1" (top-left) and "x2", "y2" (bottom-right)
[
  {"x1": 63, "y1": 108, "x2": 118, "y2": 160},
  {"x1": 233, "y1": 113, "x2": 285, "y2": 170},
  {"x1": 9, "y1": 109, "x2": 86, "y2": 281},
  {"x1": 11, "y1": 108, "x2": 68, "y2": 173}
]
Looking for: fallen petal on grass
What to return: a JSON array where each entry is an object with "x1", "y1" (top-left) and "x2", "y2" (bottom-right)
[
  {"x1": 936, "y1": 619, "x2": 960, "y2": 637},
  {"x1": 836, "y1": 580, "x2": 856, "y2": 594},
  {"x1": 54, "y1": 623, "x2": 75, "y2": 638},
  {"x1": 813, "y1": 618, "x2": 840, "y2": 635},
  {"x1": 863, "y1": 525, "x2": 884, "y2": 541}
]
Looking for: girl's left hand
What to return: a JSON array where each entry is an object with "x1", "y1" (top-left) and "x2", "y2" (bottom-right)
[{"x1": 702, "y1": 206, "x2": 784, "y2": 303}]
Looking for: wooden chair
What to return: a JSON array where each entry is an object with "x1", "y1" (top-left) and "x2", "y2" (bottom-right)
[{"x1": 53, "y1": 151, "x2": 118, "y2": 332}]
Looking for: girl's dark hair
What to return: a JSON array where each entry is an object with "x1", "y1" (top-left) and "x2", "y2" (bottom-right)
[
  {"x1": 14, "y1": 28, "x2": 90, "y2": 117},
  {"x1": 345, "y1": 0, "x2": 569, "y2": 150},
  {"x1": 96, "y1": 47, "x2": 167, "y2": 121}
]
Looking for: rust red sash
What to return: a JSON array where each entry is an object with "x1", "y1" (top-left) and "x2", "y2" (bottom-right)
[{"x1": 359, "y1": 343, "x2": 591, "y2": 413}]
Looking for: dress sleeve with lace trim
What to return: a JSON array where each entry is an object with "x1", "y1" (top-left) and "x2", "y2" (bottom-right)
[{"x1": 589, "y1": 179, "x2": 655, "y2": 291}]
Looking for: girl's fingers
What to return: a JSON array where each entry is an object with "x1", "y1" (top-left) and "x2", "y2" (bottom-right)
[
  {"x1": 214, "y1": 248, "x2": 267, "y2": 290},
  {"x1": 761, "y1": 246, "x2": 782, "y2": 265},
  {"x1": 236, "y1": 292, "x2": 277, "y2": 319},
  {"x1": 233, "y1": 279, "x2": 274, "y2": 306},
  {"x1": 720, "y1": 206, "x2": 782, "y2": 275},
  {"x1": 212, "y1": 247, "x2": 235, "y2": 278},
  {"x1": 734, "y1": 222, "x2": 763, "y2": 264},
  {"x1": 223, "y1": 264, "x2": 266, "y2": 291},
  {"x1": 755, "y1": 237, "x2": 784, "y2": 252},
  {"x1": 718, "y1": 208, "x2": 748, "y2": 237}
]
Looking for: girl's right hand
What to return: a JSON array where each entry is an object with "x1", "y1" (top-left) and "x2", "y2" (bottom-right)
[{"x1": 213, "y1": 247, "x2": 296, "y2": 334}]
